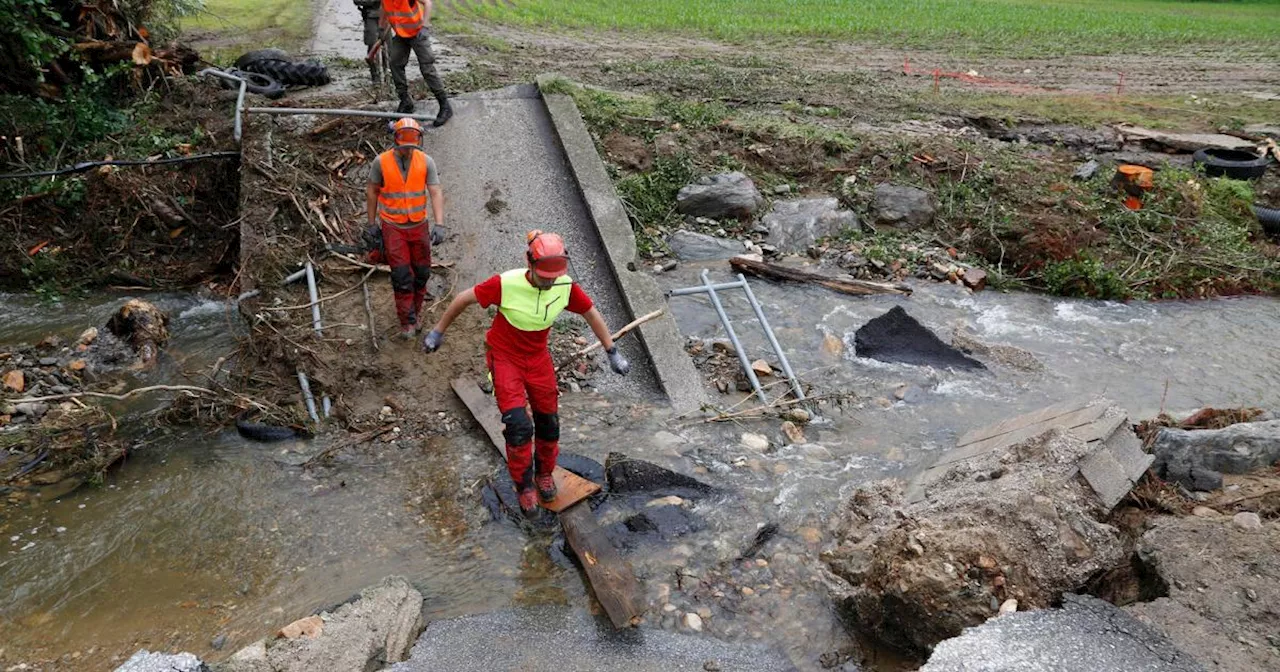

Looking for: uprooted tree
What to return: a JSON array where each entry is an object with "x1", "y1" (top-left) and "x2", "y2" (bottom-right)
[{"x1": 0, "y1": 0, "x2": 200, "y2": 96}]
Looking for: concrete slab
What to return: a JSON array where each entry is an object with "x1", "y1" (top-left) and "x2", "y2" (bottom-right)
[
  {"x1": 922, "y1": 594, "x2": 1205, "y2": 672},
  {"x1": 1107, "y1": 429, "x2": 1156, "y2": 483},
  {"x1": 1078, "y1": 449, "x2": 1132, "y2": 510},
  {"x1": 539, "y1": 84, "x2": 707, "y2": 413},
  {"x1": 388, "y1": 607, "x2": 797, "y2": 672},
  {"x1": 417, "y1": 84, "x2": 661, "y2": 401}
]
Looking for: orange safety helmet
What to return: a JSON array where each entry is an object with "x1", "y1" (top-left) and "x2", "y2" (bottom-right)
[
  {"x1": 390, "y1": 117, "x2": 423, "y2": 147},
  {"x1": 526, "y1": 229, "x2": 569, "y2": 279}
]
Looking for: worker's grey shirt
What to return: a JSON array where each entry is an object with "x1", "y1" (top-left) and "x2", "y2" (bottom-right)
[{"x1": 368, "y1": 150, "x2": 440, "y2": 187}]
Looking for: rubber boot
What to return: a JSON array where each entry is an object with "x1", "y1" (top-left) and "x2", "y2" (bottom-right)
[
  {"x1": 432, "y1": 92, "x2": 453, "y2": 127},
  {"x1": 536, "y1": 472, "x2": 557, "y2": 503},
  {"x1": 397, "y1": 92, "x2": 415, "y2": 114}
]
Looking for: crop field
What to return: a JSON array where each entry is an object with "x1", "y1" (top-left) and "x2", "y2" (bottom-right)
[{"x1": 451, "y1": 0, "x2": 1280, "y2": 56}]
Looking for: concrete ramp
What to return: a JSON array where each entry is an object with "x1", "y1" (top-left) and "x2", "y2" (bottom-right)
[
  {"x1": 388, "y1": 607, "x2": 797, "y2": 672},
  {"x1": 416, "y1": 83, "x2": 703, "y2": 409}
]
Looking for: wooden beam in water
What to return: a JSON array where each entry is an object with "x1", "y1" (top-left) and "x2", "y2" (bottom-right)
[{"x1": 451, "y1": 377, "x2": 644, "y2": 627}]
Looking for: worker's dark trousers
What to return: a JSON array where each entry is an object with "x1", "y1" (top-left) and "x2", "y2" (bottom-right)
[
  {"x1": 387, "y1": 30, "x2": 446, "y2": 99},
  {"x1": 381, "y1": 221, "x2": 431, "y2": 328}
]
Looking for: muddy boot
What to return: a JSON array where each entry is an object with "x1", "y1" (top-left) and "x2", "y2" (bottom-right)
[
  {"x1": 432, "y1": 92, "x2": 452, "y2": 127},
  {"x1": 368, "y1": 61, "x2": 380, "y2": 86},
  {"x1": 397, "y1": 92, "x2": 415, "y2": 114},
  {"x1": 536, "y1": 472, "x2": 557, "y2": 503}
]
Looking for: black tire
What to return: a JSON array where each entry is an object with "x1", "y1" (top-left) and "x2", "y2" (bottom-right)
[
  {"x1": 1193, "y1": 147, "x2": 1271, "y2": 180},
  {"x1": 1255, "y1": 205, "x2": 1280, "y2": 236},
  {"x1": 234, "y1": 48, "x2": 292, "y2": 70},
  {"x1": 235, "y1": 413, "x2": 301, "y2": 442},
  {"x1": 224, "y1": 68, "x2": 285, "y2": 99},
  {"x1": 244, "y1": 59, "x2": 332, "y2": 87}
]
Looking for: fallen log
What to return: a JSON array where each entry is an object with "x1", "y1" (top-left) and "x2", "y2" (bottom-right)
[{"x1": 729, "y1": 256, "x2": 912, "y2": 296}]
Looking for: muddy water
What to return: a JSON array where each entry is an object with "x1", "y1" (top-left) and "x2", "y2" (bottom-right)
[{"x1": 4, "y1": 273, "x2": 1279, "y2": 671}]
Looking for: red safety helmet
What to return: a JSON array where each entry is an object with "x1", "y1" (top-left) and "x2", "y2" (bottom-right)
[
  {"x1": 390, "y1": 117, "x2": 423, "y2": 147},
  {"x1": 526, "y1": 230, "x2": 569, "y2": 279}
]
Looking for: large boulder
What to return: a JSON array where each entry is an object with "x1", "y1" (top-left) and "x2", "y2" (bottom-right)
[
  {"x1": 922, "y1": 594, "x2": 1204, "y2": 672},
  {"x1": 115, "y1": 652, "x2": 208, "y2": 672},
  {"x1": 855, "y1": 306, "x2": 985, "y2": 370},
  {"x1": 823, "y1": 428, "x2": 1127, "y2": 653},
  {"x1": 667, "y1": 229, "x2": 745, "y2": 261},
  {"x1": 1124, "y1": 514, "x2": 1280, "y2": 672},
  {"x1": 1150, "y1": 420, "x2": 1280, "y2": 491},
  {"x1": 675, "y1": 172, "x2": 764, "y2": 220},
  {"x1": 763, "y1": 197, "x2": 858, "y2": 253},
  {"x1": 220, "y1": 576, "x2": 425, "y2": 672},
  {"x1": 873, "y1": 184, "x2": 935, "y2": 230}
]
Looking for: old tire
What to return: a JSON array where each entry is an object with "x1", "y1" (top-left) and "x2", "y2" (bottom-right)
[
  {"x1": 1193, "y1": 147, "x2": 1271, "y2": 180},
  {"x1": 234, "y1": 48, "x2": 292, "y2": 70},
  {"x1": 224, "y1": 68, "x2": 285, "y2": 99},
  {"x1": 1255, "y1": 205, "x2": 1280, "y2": 236},
  {"x1": 244, "y1": 59, "x2": 332, "y2": 87}
]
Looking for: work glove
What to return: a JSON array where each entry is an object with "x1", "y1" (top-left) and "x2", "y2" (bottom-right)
[
  {"x1": 422, "y1": 329, "x2": 444, "y2": 353},
  {"x1": 606, "y1": 346, "x2": 630, "y2": 375},
  {"x1": 430, "y1": 226, "x2": 445, "y2": 246}
]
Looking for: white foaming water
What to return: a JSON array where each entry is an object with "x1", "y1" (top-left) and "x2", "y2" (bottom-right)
[
  {"x1": 178, "y1": 300, "x2": 229, "y2": 319},
  {"x1": 932, "y1": 379, "x2": 1007, "y2": 400}
]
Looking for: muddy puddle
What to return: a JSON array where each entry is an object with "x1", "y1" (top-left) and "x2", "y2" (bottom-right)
[{"x1": 5, "y1": 272, "x2": 1280, "y2": 671}]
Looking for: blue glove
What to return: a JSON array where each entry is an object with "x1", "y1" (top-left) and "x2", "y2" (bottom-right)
[
  {"x1": 422, "y1": 329, "x2": 444, "y2": 353},
  {"x1": 606, "y1": 346, "x2": 630, "y2": 375}
]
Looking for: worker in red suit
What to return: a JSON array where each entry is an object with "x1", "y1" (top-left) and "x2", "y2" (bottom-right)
[{"x1": 422, "y1": 231, "x2": 630, "y2": 514}]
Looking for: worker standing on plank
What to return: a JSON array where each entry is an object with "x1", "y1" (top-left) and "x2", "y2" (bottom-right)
[
  {"x1": 367, "y1": 117, "x2": 443, "y2": 339},
  {"x1": 422, "y1": 231, "x2": 631, "y2": 515},
  {"x1": 353, "y1": 0, "x2": 382, "y2": 84},
  {"x1": 380, "y1": 0, "x2": 452, "y2": 124}
]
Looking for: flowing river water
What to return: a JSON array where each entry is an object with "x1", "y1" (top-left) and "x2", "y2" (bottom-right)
[{"x1": 2, "y1": 273, "x2": 1279, "y2": 670}]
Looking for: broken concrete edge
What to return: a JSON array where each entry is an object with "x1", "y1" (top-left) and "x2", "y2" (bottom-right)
[{"x1": 537, "y1": 75, "x2": 708, "y2": 414}]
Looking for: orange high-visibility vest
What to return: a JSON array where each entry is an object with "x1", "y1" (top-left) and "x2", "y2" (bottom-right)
[
  {"x1": 381, "y1": 0, "x2": 423, "y2": 38},
  {"x1": 376, "y1": 149, "x2": 429, "y2": 225}
]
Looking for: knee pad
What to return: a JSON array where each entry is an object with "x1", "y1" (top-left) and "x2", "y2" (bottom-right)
[
  {"x1": 389, "y1": 265, "x2": 414, "y2": 294},
  {"x1": 533, "y1": 411, "x2": 560, "y2": 442},
  {"x1": 411, "y1": 266, "x2": 431, "y2": 291},
  {"x1": 501, "y1": 407, "x2": 533, "y2": 447}
]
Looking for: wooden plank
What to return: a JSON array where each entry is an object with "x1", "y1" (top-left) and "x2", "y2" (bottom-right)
[
  {"x1": 958, "y1": 404, "x2": 1108, "y2": 458},
  {"x1": 451, "y1": 378, "x2": 600, "y2": 511},
  {"x1": 729, "y1": 256, "x2": 912, "y2": 296},
  {"x1": 957, "y1": 398, "x2": 1093, "y2": 447},
  {"x1": 559, "y1": 502, "x2": 645, "y2": 628},
  {"x1": 1075, "y1": 414, "x2": 1127, "y2": 445}
]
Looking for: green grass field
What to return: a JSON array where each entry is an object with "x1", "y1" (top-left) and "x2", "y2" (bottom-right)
[
  {"x1": 455, "y1": 0, "x2": 1280, "y2": 56},
  {"x1": 180, "y1": 0, "x2": 312, "y2": 52}
]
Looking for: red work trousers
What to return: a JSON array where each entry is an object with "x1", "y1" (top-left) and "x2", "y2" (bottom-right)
[
  {"x1": 381, "y1": 221, "x2": 432, "y2": 328},
  {"x1": 487, "y1": 348, "x2": 559, "y2": 488}
]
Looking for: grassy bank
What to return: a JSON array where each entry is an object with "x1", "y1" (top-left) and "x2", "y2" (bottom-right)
[
  {"x1": 454, "y1": 0, "x2": 1280, "y2": 56},
  {"x1": 179, "y1": 0, "x2": 313, "y2": 57},
  {"x1": 541, "y1": 77, "x2": 1280, "y2": 300}
]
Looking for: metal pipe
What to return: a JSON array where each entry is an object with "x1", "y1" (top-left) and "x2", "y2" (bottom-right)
[
  {"x1": 199, "y1": 68, "x2": 248, "y2": 143},
  {"x1": 297, "y1": 369, "x2": 320, "y2": 423},
  {"x1": 738, "y1": 274, "x2": 805, "y2": 400},
  {"x1": 235, "y1": 80, "x2": 246, "y2": 143},
  {"x1": 282, "y1": 268, "x2": 308, "y2": 285},
  {"x1": 304, "y1": 262, "x2": 323, "y2": 336},
  {"x1": 243, "y1": 106, "x2": 439, "y2": 124},
  {"x1": 667, "y1": 280, "x2": 746, "y2": 297},
  {"x1": 700, "y1": 269, "x2": 767, "y2": 404}
]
